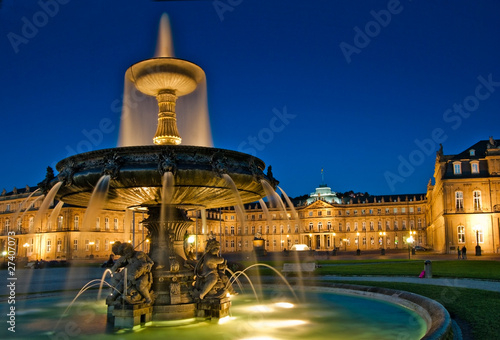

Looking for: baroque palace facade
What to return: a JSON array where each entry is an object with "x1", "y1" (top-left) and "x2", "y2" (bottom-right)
[{"x1": 1, "y1": 138, "x2": 499, "y2": 261}]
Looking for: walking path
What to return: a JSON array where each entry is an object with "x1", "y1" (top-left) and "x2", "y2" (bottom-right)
[{"x1": 315, "y1": 275, "x2": 500, "y2": 293}]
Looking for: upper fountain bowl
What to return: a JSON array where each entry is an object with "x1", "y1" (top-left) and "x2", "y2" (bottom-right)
[{"x1": 126, "y1": 57, "x2": 205, "y2": 96}]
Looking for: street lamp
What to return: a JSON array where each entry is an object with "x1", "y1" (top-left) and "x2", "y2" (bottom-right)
[
  {"x1": 89, "y1": 241, "x2": 95, "y2": 259},
  {"x1": 309, "y1": 233, "x2": 312, "y2": 248},
  {"x1": 332, "y1": 232, "x2": 336, "y2": 255},
  {"x1": 356, "y1": 232, "x2": 360, "y2": 255},
  {"x1": 406, "y1": 234, "x2": 414, "y2": 259},
  {"x1": 473, "y1": 226, "x2": 481, "y2": 256},
  {"x1": 379, "y1": 231, "x2": 386, "y2": 255},
  {"x1": 23, "y1": 243, "x2": 29, "y2": 259}
]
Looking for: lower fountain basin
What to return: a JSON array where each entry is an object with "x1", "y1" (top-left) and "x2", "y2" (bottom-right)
[
  {"x1": 12, "y1": 286, "x2": 438, "y2": 340},
  {"x1": 55, "y1": 145, "x2": 273, "y2": 211}
]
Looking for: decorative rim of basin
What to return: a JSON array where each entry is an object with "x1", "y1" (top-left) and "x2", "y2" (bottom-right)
[
  {"x1": 54, "y1": 145, "x2": 276, "y2": 211},
  {"x1": 125, "y1": 57, "x2": 205, "y2": 96}
]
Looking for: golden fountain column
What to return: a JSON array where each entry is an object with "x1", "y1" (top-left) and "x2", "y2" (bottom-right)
[{"x1": 126, "y1": 57, "x2": 205, "y2": 145}]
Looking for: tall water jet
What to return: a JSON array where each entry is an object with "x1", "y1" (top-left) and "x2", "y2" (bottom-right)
[{"x1": 154, "y1": 13, "x2": 174, "y2": 58}]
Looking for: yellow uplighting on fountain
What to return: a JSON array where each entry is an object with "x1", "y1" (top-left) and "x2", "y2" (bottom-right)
[{"x1": 125, "y1": 57, "x2": 205, "y2": 145}]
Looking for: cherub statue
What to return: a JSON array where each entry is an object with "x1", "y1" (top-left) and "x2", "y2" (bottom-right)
[
  {"x1": 193, "y1": 238, "x2": 235, "y2": 300},
  {"x1": 106, "y1": 241, "x2": 154, "y2": 305}
]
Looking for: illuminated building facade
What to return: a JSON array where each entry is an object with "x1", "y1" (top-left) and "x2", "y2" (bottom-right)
[
  {"x1": 426, "y1": 138, "x2": 500, "y2": 254},
  {"x1": 0, "y1": 137, "x2": 499, "y2": 260}
]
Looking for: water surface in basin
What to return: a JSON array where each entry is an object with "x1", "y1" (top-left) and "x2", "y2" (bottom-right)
[{"x1": 5, "y1": 289, "x2": 426, "y2": 340}]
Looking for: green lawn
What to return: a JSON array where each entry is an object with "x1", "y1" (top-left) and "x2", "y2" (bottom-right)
[{"x1": 241, "y1": 259, "x2": 500, "y2": 280}]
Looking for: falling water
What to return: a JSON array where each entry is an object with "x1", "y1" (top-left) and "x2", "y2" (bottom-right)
[
  {"x1": 160, "y1": 171, "x2": 175, "y2": 224},
  {"x1": 20, "y1": 195, "x2": 45, "y2": 229},
  {"x1": 222, "y1": 174, "x2": 245, "y2": 224},
  {"x1": 82, "y1": 175, "x2": 110, "y2": 230},
  {"x1": 34, "y1": 181, "x2": 62, "y2": 230},
  {"x1": 230, "y1": 263, "x2": 299, "y2": 302},
  {"x1": 200, "y1": 208, "x2": 207, "y2": 235},
  {"x1": 261, "y1": 180, "x2": 289, "y2": 225},
  {"x1": 117, "y1": 13, "x2": 213, "y2": 147},
  {"x1": 278, "y1": 187, "x2": 298, "y2": 220},
  {"x1": 49, "y1": 201, "x2": 65, "y2": 228},
  {"x1": 11, "y1": 188, "x2": 41, "y2": 224},
  {"x1": 258, "y1": 198, "x2": 273, "y2": 232}
]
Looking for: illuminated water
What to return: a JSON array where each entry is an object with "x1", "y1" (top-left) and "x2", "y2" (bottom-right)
[{"x1": 7, "y1": 289, "x2": 426, "y2": 340}]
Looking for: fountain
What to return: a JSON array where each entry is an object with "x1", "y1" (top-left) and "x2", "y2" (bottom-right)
[{"x1": 42, "y1": 48, "x2": 280, "y2": 327}]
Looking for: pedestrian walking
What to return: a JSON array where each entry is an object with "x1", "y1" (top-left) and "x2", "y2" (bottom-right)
[
  {"x1": 462, "y1": 246, "x2": 467, "y2": 259},
  {"x1": 458, "y1": 247, "x2": 461, "y2": 259}
]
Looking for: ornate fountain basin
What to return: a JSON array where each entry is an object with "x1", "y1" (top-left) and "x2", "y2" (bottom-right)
[
  {"x1": 55, "y1": 145, "x2": 273, "y2": 211},
  {"x1": 126, "y1": 57, "x2": 205, "y2": 97}
]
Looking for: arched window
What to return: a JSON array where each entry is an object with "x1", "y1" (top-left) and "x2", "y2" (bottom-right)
[{"x1": 74, "y1": 215, "x2": 79, "y2": 230}]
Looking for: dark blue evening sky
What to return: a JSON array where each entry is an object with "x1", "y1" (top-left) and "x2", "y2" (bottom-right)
[{"x1": 1, "y1": 0, "x2": 499, "y2": 198}]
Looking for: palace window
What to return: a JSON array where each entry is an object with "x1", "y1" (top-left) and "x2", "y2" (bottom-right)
[
  {"x1": 57, "y1": 239, "x2": 62, "y2": 252},
  {"x1": 378, "y1": 221, "x2": 382, "y2": 231},
  {"x1": 327, "y1": 221, "x2": 332, "y2": 230},
  {"x1": 458, "y1": 225, "x2": 465, "y2": 243},
  {"x1": 417, "y1": 219, "x2": 422, "y2": 229},
  {"x1": 114, "y1": 218, "x2": 118, "y2": 230},
  {"x1": 370, "y1": 221, "x2": 374, "y2": 231},
  {"x1": 338, "y1": 223, "x2": 343, "y2": 232},
  {"x1": 471, "y1": 161, "x2": 479, "y2": 174},
  {"x1": 96, "y1": 217, "x2": 100, "y2": 231},
  {"x1": 385, "y1": 221, "x2": 390, "y2": 230},
  {"x1": 230, "y1": 226, "x2": 235, "y2": 235},
  {"x1": 47, "y1": 240, "x2": 52, "y2": 252},
  {"x1": 362, "y1": 209, "x2": 366, "y2": 215},
  {"x1": 455, "y1": 191, "x2": 464, "y2": 211},
  {"x1": 385, "y1": 208, "x2": 389, "y2": 214},
  {"x1": 394, "y1": 221, "x2": 398, "y2": 230},
  {"x1": 251, "y1": 226, "x2": 255, "y2": 234},
  {"x1": 295, "y1": 225, "x2": 299, "y2": 233},
  {"x1": 309, "y1": 222, "x2": 313, "y2": 231},
  {"x1": 318, "y1": 211, "x2": 322, "y2": 216},
  {"x1": 105, "y1": 239, "x2": 110, "y2": 251},
  {"x1": 85, "y1": 240, "x2": 89, "y2": 251},
  {"x1": 362, "y1": 222, "x2": 366, "y2": 231},
  {"x1": 230, "y1": 240, "x2": 235, "y2": 248},
  {"x1": 327, "y1": 210, "x2": 332, "y2": 216},
  {"x1": 474, "y1": 226, "x2": 484, "y2": 243},
  {"x1": 57, "y1": 216, "x2": 63, "y2": 230},
  {"x1": 354, "y1": 222, "x2": 358, "y2": 231},
  {"x1": 453, "y1": 162, "x2": 462, "y2": 175},
  {"x1": 470, "y1": 149, "x2": 475, "y2": 156},
  {"x1": 280, "y1": 225, "x2": 284, "y2": 234},
  {"x1": 29, "y1": 217, "x2": 34, "y2": 231},
  {"x1": 309, "y1": 212, "x2": 313, "y2": 217},
  {"x1": 362, "y1": 237, "x2": 366, "y2": 245},
  {"x1": 473, "y1": 190, "x2": 482, "y2": 211},
  {"x1": 346, "y1": 223, "x2": 351, "y2": 232},
  {"x1": 266, "y1": 225, "x2": 269, "y2": 234},
  {"x1": 105, "y1": 217, "x2": 109, "y2": 230},
  {"x1": 74, "y1": 216, "x2": 79, "y2": 230},
  {"x1": 318, "y1": 222, "x2": 323, "y2": 231}
]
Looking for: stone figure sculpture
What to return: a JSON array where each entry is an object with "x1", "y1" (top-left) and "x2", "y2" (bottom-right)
[
  {"x1": 193, "y1": 238, "x2": 235, "y2": 300},
  {"x1": 106, "y1": 241, "x2": 155, "y2": 306}
]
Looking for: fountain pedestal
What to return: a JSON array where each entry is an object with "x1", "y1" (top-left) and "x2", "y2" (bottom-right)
[
  {"x1": 196, "y1": 296, "x2": 231, "y2": 319},
  {"x1": 110, "y1": 304, "x2": 153, "y2": 329}
]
